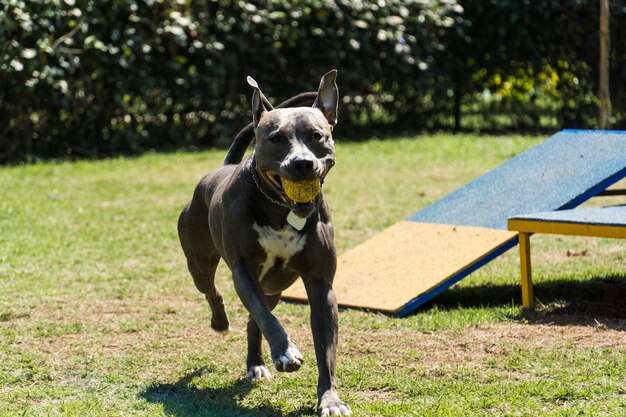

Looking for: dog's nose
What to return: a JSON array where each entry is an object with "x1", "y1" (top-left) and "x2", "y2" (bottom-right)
[
  {"x1": 293, "y1": 156, "x2": 314, "y2": 173},
  {"x1": 282, "y1": 152, "x2": 318, "y2": 179}
]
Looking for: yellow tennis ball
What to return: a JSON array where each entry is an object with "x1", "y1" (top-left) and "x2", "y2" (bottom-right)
[{"x1": 282, "y1": 178, "x2": 320, "y2": 203}]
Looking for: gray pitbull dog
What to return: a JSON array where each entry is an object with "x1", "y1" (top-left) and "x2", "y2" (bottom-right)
[{"x1": 177, "y1": 70, "x2": 351, "y2": 416}]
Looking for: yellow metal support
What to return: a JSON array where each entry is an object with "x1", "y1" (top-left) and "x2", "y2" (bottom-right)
[
  {"x1": 518, "y1": 232, "x2": 534, "y2": 309},
  {"x1": 508, "y1": 219, "x2": 626, "y2": 239},
  {"x1": 508, "y1": 211, "x2": 626, "y2": 309}
]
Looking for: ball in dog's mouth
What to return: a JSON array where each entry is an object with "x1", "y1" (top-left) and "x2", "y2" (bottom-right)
[
  {"x1": 265, "y1": 171, "x2": 321, "y2": 205},
  {"x1": 282, "y1": 178, "x2": 320, "y2": 204}
]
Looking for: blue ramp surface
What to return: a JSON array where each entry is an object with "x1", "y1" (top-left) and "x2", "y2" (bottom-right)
[{"x1": 284, "y1": 130, "x2": 626, "y2": 316}]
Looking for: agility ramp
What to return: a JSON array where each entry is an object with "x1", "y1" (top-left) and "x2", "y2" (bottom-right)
[{"x1": 283, "y1": 130, "x2": 626, "y2": 316}]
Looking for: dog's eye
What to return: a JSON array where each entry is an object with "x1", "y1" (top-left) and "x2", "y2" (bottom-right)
[
  {"x1": 312, "y1": 132, "x2": 324, "y2": 142},
  {"x1": 268, "y1": 134, "x2": 281, "y2": 143}
]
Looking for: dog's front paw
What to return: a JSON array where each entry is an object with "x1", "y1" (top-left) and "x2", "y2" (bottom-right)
[
  {"x1": 319, "y1": 392, "x2": 351, "y2": 416},
  {"x1": 273, "y1": 344, "x2": 304, "y2": 372},
  {"x1": 246, "y1": 364, "x2": 272, "y2": 381}
]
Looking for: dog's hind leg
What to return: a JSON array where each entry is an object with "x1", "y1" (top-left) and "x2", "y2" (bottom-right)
[
  {"x1": 245, "y1": 293, "x2": 280, "y2": 380},
  {"x1": 179, "y1": 199, "x2": 230, "y2": 333},
  {"x1": 186, "y1": 254, "x2": 230, "y2": 333}
]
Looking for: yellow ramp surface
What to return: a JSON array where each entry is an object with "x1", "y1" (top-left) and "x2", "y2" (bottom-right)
[{"x1": 283, "y1": 221, "x2": 516, "y2": 314}]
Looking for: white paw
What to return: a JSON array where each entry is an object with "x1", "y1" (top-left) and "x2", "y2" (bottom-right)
[
  {"x1": 320, "y1": 405, "x2": 351, "y2": 416},
  {"x1": 274, "y1": 346, "x2": 304, "y2": 372},
  {"x1": 245, "y1": 364, "x2": 272, "y2": 380}
]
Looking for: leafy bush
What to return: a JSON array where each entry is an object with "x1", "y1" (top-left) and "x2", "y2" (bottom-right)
[
  {"x1": 1, "y1": 0, "x2": 624, "y2": 163},
  {"x1": 0, "y1": 0, "x2": 462, "y2": 162}
]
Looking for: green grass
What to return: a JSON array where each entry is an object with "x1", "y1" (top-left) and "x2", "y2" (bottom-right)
[{"x1": 1, "y1": 134, "x2": 625, "y2": 416}]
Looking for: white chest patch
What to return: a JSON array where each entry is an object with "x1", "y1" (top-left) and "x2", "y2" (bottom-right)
[{"x1": 253, "y1": 223, "x2": 307, "y2": 280}]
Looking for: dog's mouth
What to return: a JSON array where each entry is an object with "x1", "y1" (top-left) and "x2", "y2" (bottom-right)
[{"x1": 265, "y1": 170, "x2": 320, "y2": 214}]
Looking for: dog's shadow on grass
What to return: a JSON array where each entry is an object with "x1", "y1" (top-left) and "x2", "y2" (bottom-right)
[
  {"x1": 140, "y1": 366, "x2": 312, "y2": 417},
  {"x1": 427, "y1": 273, "x2": 626, "y2": 330}
]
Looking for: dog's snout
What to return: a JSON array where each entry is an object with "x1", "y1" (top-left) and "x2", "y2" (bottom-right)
[{"x1": 282, "y1": 152, "x2": 317, "y2": 178}]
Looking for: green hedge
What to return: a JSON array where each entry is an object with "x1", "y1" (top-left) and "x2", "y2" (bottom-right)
[
  {"x1": 1, "y1": 0, "x2": 463, "y2": 162},
  {"x1": 1, "y1": 0, "x2": 625, "y2": 163}
]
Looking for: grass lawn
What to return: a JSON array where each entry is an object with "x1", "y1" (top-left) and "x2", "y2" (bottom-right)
[{"x1": 1, "y1": 134, "x2": 625, "y2": 416}]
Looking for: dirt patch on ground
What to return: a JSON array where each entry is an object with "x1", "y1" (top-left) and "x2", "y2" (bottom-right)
[
  {"x1": 534, "y1": 243, "x2": 625, "y2": 264},
  {"x1": 340, "y1": 320, "x2": 625, "y2": 373},
  {"x1": 9, "y1": 291, "x2": 626, "y2": 387},
  {"x1": 10, "y1": 294, "x2": 214, "y2": 364}
]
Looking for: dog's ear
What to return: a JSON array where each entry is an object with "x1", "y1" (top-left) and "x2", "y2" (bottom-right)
[
  {"x1": 247, "y1": 76, "x2": 273, "y2": 128},
  {"x1": 313, "y1": 69, "x2": 339, "y2": 127}
]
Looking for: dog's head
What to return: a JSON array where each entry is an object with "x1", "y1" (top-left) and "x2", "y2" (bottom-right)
[{"x1": 247, "y1": 70, "x2": 338, "y2": 218}]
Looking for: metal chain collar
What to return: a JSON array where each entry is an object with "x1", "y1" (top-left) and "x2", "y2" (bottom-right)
[{"x1": 250, "y1": 156, "x2": 291, "y2": 209}]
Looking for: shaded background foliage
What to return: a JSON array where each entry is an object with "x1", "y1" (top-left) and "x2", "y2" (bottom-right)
[{"x1": 1, "y1": 0, "x2": 625, "y2": 163}]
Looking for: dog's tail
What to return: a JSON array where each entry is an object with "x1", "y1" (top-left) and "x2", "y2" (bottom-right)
[{"x1": 223, "y1": 92, "x2": 318, "y2": 165}]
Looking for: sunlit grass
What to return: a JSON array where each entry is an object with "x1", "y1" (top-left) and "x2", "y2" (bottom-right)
[{"x1": 1, "y1": 134, "x2": 625, "y2": 416}]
